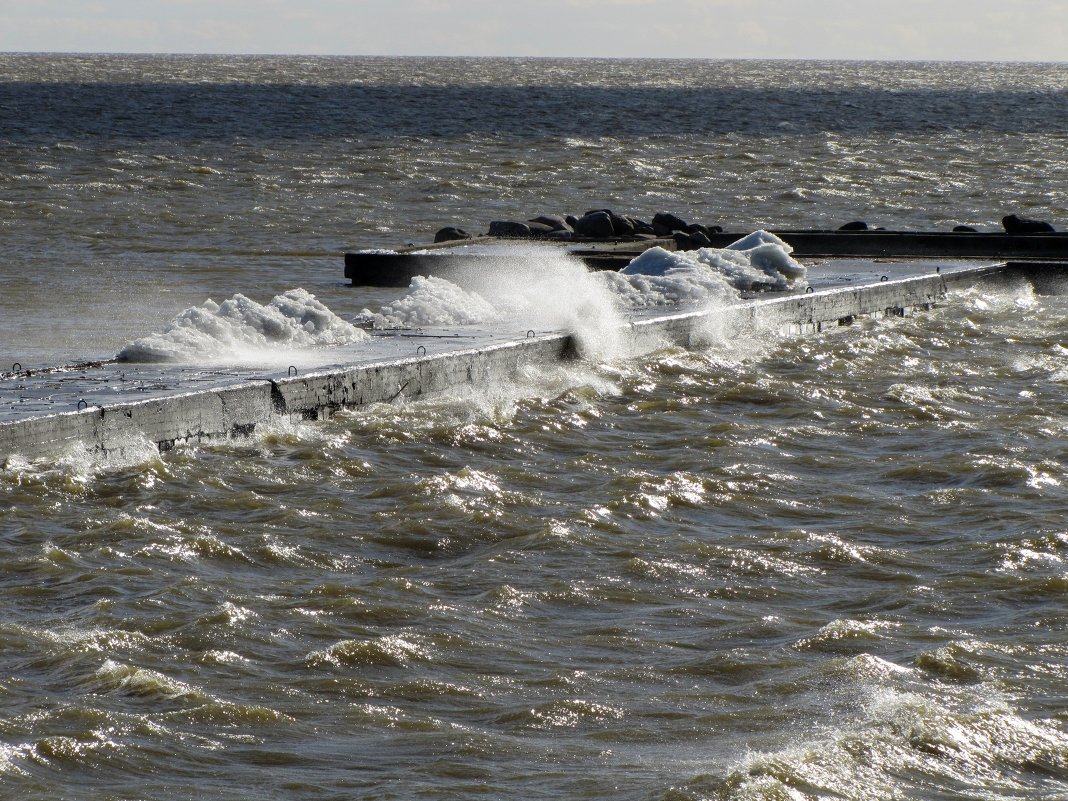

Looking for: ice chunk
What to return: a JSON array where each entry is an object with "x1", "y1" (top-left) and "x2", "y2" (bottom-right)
[{"x1": 118, "y1": 288, "x2": 368, "y2": 363}]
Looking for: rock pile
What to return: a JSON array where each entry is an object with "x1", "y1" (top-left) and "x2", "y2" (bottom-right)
[
  {"x1": 433, "y1": 211, "x2": 1061, "y2": 246},
  {"x1": 435, "y1": 209, "x2": 725, "y2": 250}
]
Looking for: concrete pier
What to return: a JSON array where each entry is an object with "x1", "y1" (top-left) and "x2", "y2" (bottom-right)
[{"x1": 0, "y1": 259, "x2": 1048, "y2": 466}]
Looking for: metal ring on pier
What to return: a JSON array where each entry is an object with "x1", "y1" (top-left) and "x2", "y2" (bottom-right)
[
  {"x1": 77, "y1": 399, "x2": 88, "y2": 410},
  {"x1": 288, "y1": 365, "x2": 298, "y2": 376},
  {"x1": 805, "y1": 286, "x2": 814, "y2": 294},
  {"x1": 416, "y1": 345, "x2": 427, "y2": 356},
  {"x1": 11, "y1": 363, "x2": 21, "y2": 373},
  {"x1": 880, "y1": 275, "x2": 889, "y2": 282},
  {"x1": 527, "y1": 330, "x2": 536, "y2": 338}
]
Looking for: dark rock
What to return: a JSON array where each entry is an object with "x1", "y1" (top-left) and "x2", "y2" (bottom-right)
[
  {"x1": 434, "y1": 226, "x2": 472, "y2": 243},
  {"x1": 608, "y1": 212, "x2": 634, "y2": 236},
  {"x1": 543, "y1": 229, "x2": 573, "y2": 240},
  {"x1": 489, "y1": 220, "x2": 531, "y2": 238},
  {"x1": 1002, "y1": 214, "x2": 1055, "y2": 233},
  {"x1": 688, "y1": 229, "x2": 712, "y2": 247},
  {"x1": 573, "y1": 211, "x2": 616, "y2": 238},
  {"x1": 528, "y1": 214, "x2": 572, "y2": 232},
  {"x1": 838, "y1": 221, "x2": 869, "y2": 231},
  {"x1": 628, "y1": 217, "x2": 656, "y2": 235},
  {"x1": 685, "y1": 223, "x2": 710, "y2": 238},
  {"x1": 652, "y1": 212, "x2": 689, "y2": 236},
  {"x1": 525, "y1": 221, "x2": 556, "y2": 237},
  {"x1": 565, "y1": 214, "x2": 580, "y2": 229},
  {"x1": 707, "y1": 224, "x2": 724, "y2": 234},
  {"x1": 672, "y1": 231, "x2": 711, "y2": 250},
  {"x1": 953, "y1": 225, "x2": 978, "y2": 233}
]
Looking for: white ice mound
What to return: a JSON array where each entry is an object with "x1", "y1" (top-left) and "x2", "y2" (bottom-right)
[
  {"x1": 355, "y1": 275, "x2": 502, "y2": 329},
  {"x1": 600, "y1": 255, "x2": 741, "y2": 309},
  {"x1": 118, "y1": 288, "x2": 369, "y2": 363},
  {"x1": 620, "y1": 230, "x2": 806, "y2": 292}
]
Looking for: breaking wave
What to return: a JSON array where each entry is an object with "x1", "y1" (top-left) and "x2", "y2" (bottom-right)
[{"x1": 357, "y1": 230, "x2": 805, "y2": 332}]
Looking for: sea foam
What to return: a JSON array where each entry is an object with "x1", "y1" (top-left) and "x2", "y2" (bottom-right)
[
  {"x1": 357, "y1": 247, "x2": 627, "y2": 358},
  {"x1": 118, "y1": 288, "x2": 368, "y2": 363}
]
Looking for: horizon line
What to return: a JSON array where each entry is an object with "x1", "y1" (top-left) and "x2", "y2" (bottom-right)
[{"x1": 2, "y1": 50, "x2": 1067, "y2": 65}]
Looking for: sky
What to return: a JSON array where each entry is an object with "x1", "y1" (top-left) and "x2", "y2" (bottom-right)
[{"x1": 1, "y1": 0, "x2": 1066, "y2": 61}]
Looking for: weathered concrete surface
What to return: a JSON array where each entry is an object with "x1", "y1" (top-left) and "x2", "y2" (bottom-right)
[{"x1": 0, "y1": 261, "x2": 1035, "y2": 465}]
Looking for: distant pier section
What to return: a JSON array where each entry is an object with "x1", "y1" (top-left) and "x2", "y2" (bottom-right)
[{"x1": 346, "y1": 209, "x2": 1068, "y2": 287}]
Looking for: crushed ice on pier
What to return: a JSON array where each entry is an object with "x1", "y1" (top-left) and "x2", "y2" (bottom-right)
[
  {"x1": 358, "y1": 230, "x2": 806, "y2": 327},
  {"x1": 117, "y1": 232, "x2": 804, "y2": 364},
  {"x1": 117, "y1": 288, "x2": 368, "y2": 363}
]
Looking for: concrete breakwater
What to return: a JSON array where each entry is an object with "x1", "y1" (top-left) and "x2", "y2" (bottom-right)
[{"x1": 0, "y1": 261, "x2": 1037, "y2": 466}]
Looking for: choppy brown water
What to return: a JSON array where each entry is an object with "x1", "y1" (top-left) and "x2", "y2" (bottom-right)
[{"x1": 3, "y1": 55, "x2": 1068, "y2": 800}]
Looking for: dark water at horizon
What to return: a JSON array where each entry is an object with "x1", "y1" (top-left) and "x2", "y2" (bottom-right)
[{"x1": 3, "y1": 55, "x2": 1068, "y2": 800}]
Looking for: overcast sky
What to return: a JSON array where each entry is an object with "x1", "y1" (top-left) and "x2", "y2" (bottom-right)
[{"x1": 2, "y1": 0, "x2": 1066, "y2": 61}]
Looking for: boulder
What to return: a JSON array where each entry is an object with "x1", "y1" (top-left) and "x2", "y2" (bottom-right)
[
  {"x1": 526, "y1": 221, "x2": 556, "y2": 237},
  {"x1": 953, "y1": 225, "x2": 978, "y2": 233},
  {"x1": 652, "y1": 212, "x2": 689, "y2": 236},
  {"x1": 838, "y1": 221, "x2": 869, "y2": 231},
  {"x1": 573, "y1": 211, "x2": 616, "y2": 238},
  {"x1": 565, "y1": 214, "x2": 580, "y2": 229},
  {"x1": 687, "y1": 229, "x2": 712, "y2": 247},
  {"x1": 628, "y1": 217, "x2": 656, "y2": 235},
  {"x1": 685, "y1": 223, "x2": 711, "y2": 238},
  {"x1": 1002, "y1": 214, "x2": 1055, "y2": 233},
  {"x1": 543, "y1": 229, "x2": 573, "y2": 240},
  {"x1": 434, "y1": 226, "x2": 472, "y2": 243},
  {"x1": 488, "y1": 220, "x2": 531, "y2": 238},
  {"x1": 528, "y1": 214, "x2": 572, "y2": 232},
  {"x1": 608, "y1": 212, "x2": 635, "y2": 236},
  {"x1": 672, "y1": 231, "x2": 711, "y2": 250}
]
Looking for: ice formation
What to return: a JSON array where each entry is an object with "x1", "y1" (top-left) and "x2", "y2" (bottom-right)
[
  {"x1": 356, "y1": 231, "x2": 806, "y2": 333},
  {"x1": 118, "y1": 288, "x2": 369, "y2": 363}
]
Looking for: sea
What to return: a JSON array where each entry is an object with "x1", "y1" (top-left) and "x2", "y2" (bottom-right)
[{"x1": 2, "y1": 54, "x2": 1068, "y2": 800}]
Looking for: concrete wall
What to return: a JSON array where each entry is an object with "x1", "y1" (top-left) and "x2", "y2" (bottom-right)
[{"x1": 0, "y1": 264, "x2": 1014, "y2": 465}]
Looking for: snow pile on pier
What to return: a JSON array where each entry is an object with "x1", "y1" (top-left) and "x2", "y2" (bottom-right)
[
  {"x1": 118, "y1": 288, "x2": 368, "y2": 363},
  {"x1": 618, "y1": 229, "x2": 804, "y2": 291},
  {"x1": 357, "y1": 231, "x2": 806, "y2": 331},
  {"x1": 601, "y1": 230, "x2": 805, "y2": 308}
]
